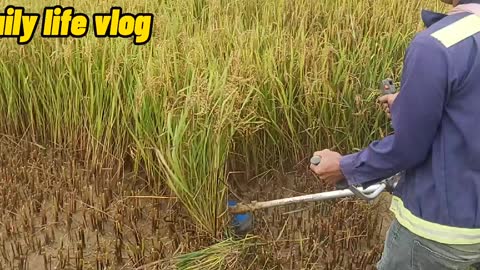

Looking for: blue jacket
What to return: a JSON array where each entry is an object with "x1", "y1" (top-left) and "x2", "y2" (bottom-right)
[{"x1": 340, "y1": 7, "x2": 480, "y2": 244}]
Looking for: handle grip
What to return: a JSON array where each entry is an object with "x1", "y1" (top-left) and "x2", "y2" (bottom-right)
[
  {"x1": 309, "y1": 155, "x2": 321, "y2": 165},
  {"x1": 310, "y1": 155, "x2": 347, "y2": 190},
  {"x1": 380, "y1": 78, "x2": 397, "y2": 95},
  {"x1": 310, "y1": 155, "x2": 385, "y2": 200}
]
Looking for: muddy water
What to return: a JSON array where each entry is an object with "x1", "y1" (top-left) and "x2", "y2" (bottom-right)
[
  {"x1": 0, "y1": 136, "x2": 208, "y2": 269},
  {"x1": 0, "y1": 135, "x2": 391, "y2": 269}
]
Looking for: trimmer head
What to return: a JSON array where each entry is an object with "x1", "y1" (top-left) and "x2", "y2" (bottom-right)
[{"x1": 228, "y1": 200, "x2": 253, "y2": 235}]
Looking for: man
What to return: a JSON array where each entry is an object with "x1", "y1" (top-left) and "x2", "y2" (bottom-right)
[{"x1": 310, "y1": 0, "x2": 480, "y2": 269}]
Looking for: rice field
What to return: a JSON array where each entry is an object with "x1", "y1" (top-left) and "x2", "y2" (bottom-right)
[{"x1": 0, "y1": 0, "x2": 444, "y2": 269}]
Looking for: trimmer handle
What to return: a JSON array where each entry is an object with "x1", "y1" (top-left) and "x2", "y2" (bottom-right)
[
  {"x1": 380, "y1": 78, "x2": 397, "y2": 95},
  {"x1": 310, "y1": 156, "x2": 348, "y2": 190},
  {"x1": 310, "y1": 155, "x2": 387, "y2": 201}
]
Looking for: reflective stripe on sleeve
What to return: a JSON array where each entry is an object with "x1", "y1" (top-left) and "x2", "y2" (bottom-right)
[{"x1": 431, "y1": 14, "x2": 480, "y2": 48}]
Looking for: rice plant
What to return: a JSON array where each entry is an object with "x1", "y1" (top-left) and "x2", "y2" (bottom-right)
[
  {"x1": 0, "y1": 0, "x2": 447, "y2": 268},
  {"x1": 172, "y1": 236, "x2": 257, "y2": 270}
]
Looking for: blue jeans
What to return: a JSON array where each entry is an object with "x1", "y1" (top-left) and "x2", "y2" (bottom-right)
[{"x1": 377, "y1": 219, "x2": 480, "y2": 270}]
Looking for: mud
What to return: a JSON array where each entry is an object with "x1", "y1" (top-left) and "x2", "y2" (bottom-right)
[{"x1": 0, "y1": 135, "x2": 392, "y2": 269}]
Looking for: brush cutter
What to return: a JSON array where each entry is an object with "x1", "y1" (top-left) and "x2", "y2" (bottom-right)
[
  {"x1": 227, "y1": 78, "x2": 399, "y2": 235},
  {"x1": 228, "y1": 158, "x2": 400, "y2": 234}
]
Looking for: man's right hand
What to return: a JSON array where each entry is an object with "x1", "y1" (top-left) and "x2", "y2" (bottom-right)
[{"x1": 378, "y1": 93, "x2": 399, "y2": 119}]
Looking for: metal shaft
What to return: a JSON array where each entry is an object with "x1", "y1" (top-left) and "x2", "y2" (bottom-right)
[{"x1": 228, "y1": 184, "x2": 382, "y2": 214}]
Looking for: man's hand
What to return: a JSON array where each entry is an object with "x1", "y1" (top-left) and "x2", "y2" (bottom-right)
[
  {"x1": 378, "y1": 93, "x2": 399, "y2": 118},
  {"x1": 309, "y1": 149, "x2": 345, "y2": 186}
]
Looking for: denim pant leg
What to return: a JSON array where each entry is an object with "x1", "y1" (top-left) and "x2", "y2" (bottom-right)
[
  {"x1": 412, "y1": 237, "x2": 480, "y2": 270},
  {"x1": 377, "y1": 219, "x2": 480, "y2": 270},
  {"x1": 377, "y1": 219, "x2": 415, "y2": 270}
]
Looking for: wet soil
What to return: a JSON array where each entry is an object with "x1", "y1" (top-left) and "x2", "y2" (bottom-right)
[{"x1": 0, "y1": 135, "x2": 392, "y2": 269}]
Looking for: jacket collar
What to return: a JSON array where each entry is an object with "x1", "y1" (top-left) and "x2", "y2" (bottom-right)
[
  {"x1": 421, "y1": 9, "x2": 448, "y2": 28},
  {"x1": 421, "y1": 3, "x2": 480, "y2": 28}
]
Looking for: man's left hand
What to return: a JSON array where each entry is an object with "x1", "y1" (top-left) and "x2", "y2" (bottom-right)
[{"x1": 309, "y1": 149, "x2": 345, "y2": 186}]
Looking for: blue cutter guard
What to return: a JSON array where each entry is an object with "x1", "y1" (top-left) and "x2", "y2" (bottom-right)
[{"x1": 228, "y1": 200, "x2": 253, "y2": 235}]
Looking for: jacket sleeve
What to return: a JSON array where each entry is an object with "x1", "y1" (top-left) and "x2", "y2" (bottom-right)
[{"x1": 339, "y1": 36, "x2": 450, "y2": 185}]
